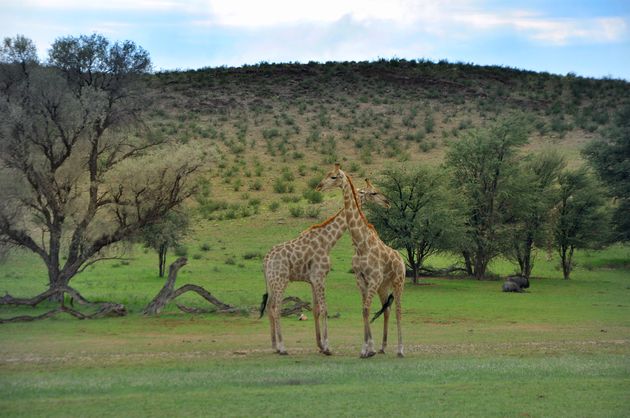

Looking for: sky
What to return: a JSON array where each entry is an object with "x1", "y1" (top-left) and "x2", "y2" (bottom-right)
[{"x1": 2, "y1": 0, "x2": 629, "y2": 79}]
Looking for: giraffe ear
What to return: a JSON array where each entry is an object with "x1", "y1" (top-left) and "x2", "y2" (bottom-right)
[
  {"x1": 365, "y1": 178, "x2": 372, "y2": 187},
  {"x1": 334, "y1": 163, "x2": 341, "y2": 170}
]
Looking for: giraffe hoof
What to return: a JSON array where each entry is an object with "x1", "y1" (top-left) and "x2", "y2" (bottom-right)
[
  {"x1": 378, "y1": 349, "x2": 386, "y2": 354},
  {"x1": 360, "y1": 351, "x2": 376, "y2": 359},
  {"x1": 397, "y1": 352, "x2": 405, "y2": 358},
  {"x1": 277, "y1": 350, "x2": 289, "y2": 356},
  {"x1": 320, "y1": 349, "x2": 332, "y2": 356}
]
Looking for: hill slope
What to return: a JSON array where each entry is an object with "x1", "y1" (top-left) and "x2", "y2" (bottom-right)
[{"x1": 144, "y1": 59, "x2": 629, "y2": 220}]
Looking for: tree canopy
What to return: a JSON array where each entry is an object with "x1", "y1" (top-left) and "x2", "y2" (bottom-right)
[
  {"x1": 366, "y1": 166, "x2": 463, "y2": 283},
  {"x1": 444, "y1": 116, "x2": 529, "y2": 279},
  {"x1": 0, "y1": 34, "x2": 199, "y2": 300},
  {"x1": 583, "y1": 105, "x2": 630, "y2": 242}
]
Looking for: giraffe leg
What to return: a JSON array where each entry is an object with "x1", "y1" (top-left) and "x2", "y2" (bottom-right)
[
  {"x1": 360, "y1": 288, "x2": 376, "y2": 358},
  {"x1": 310, "y1": 283, "x2": 324, "y2": 352},
  {"x1": 377, "y1": 287, "x2": 390, "y2": 354},
  {"x1": 393, "y1": 282, "x2": 404, "y2": 358},
  {"x1": 316, "y1": 282, "x2": 331, "y2": 355},
  {"x1": 268, "y1": 303, "x2": 277, "y2": 352},
  {"x1": 265, "y1": 286, "x2": 278, "y2": 352},
  {"x1": 271, "y1": 290, "x2": 288, "y2": 355}
]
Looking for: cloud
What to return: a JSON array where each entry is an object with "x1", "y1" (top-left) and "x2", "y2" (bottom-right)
[
  {"x1": 455, "y1": 11, "x2": 628, "y2": 45},
  {"x1": 21, "y1": 0, "x2": 207, "y2": 12},
  {"x1": 194, "y1": 1, "x2": 628, "y2": 46}
]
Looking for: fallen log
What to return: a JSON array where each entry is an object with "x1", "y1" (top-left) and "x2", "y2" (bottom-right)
[
  {"x1": 0, "y1": 285, "x2": 126, "y2": 323},
  {"x1": 143, "y1": 257, "x2": 238, "y2": 315},
  {"x1": 281, "y1": 296, "x2": 311, "y2": 317}
]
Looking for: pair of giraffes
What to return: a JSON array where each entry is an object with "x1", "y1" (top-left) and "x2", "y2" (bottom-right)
[{"x1": 260, "y1": 164, "x2": 406, "y2": 358}]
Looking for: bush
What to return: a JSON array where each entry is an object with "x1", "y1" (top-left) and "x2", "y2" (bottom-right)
[
  {"x1": 269, "y1": 201, "x2": 280, "y2": 212},
  {"x1": 243, "y1": 251, "x2": 262, "y2": 260},
  {"x1": 174, "y1": 245, "x2": 188, "y2": 257},
  {"x1": 200, "y1": 243, "x2": 211, "y2": 251},
  {"x1": 273, "y1": 179, "x2": 294, "y2": 193},
  {"x1": 305, "y1": 206, "x2": 321, "y2": 218},
  {"x1": 303, "y1": 189, "x2": 323, "y2": 204},
  {"x1": 250, "y1": 180, "x2": 263, "y2": 191},
  {"x1": 424, "y1": 114, "x2": 435, "y2": 133},
  {"x1": 289, "y1": 206, "x2": 304, "y2": 217},
  {"x1": 307, "y1": 177, "x2": 321, "y2": 189}
]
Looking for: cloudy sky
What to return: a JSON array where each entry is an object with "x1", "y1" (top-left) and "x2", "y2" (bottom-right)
[{"x1": 3, "y1": 0, "x2": 629, "y2": 79}]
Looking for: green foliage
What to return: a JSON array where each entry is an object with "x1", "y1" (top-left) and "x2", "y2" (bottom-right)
[
  {"x1": 139, "y1": 211, "x2": 189, "y2": 276},
  {"x1": 173, "y1": 244, "x2": 188, "y2": 257},
  {"x1": 0, "y1": 34, "x2": 200, "y2": 291},
  {"x1": 553, "y1": 169, "x2": 611, "y2": 279},
  {"x1": 305, "y1": 206, "x2": 321, "y2": 218},
  {"x1": 242, "y1": 251, "x2": 262, "y2": 260},
  {"x1": 503, "y1": 151, "x2": 566, "y2": 278},
  {"x1": 272, "y1": 179, "x2": 294, "y2": 194},
  {"x1": 583, "y1": 105, "x2": 630, "y2": 242},
  {"x1": 269, "y1": 201, "x2": 280, "y2": 212},
  {"x1": 289, "y1": 206, "x2": 304, "y2": 218},
  {"x1": 445, "y1": 116, "x2": 529, "y2": 278},
  {"x1": 366, "y1": 166, "x2": 464, "y2": 283},
  {"x1": 424, "y1": 113, "x2": 435, "y2": 133},
  {"x1": 303, "y1": 189, "x2": 323, "y2": 204}
]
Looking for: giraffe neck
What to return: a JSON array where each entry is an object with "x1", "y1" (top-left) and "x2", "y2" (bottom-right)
[
  {"x1": 306, "y1": 209, "x2": 347, "y2": 251},
  {"x1": 340, "y1": 172, "x2": 370, "y2": 249}
]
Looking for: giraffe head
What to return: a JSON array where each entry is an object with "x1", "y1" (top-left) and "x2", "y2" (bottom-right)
[
  {"x1": 315, "y1": 163, "x2": 344, "y2": 192},
  {"x1": 358, "y1": 179, "x2": 390, "y2": 208}
]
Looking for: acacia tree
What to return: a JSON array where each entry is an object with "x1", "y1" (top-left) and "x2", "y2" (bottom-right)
[
  {"x1": 553, "y1": 169, "x2": 609, "y2": 279},
  {"x1": 504, "y1": 151, "x2": 565, "y2": 278},
  {"x1": 139, "y1": 210, "x2": 190, "y2": 277},
  {"x1": 583, "y1": 105, "x2": 630, "y2": 242},
  {"x1": 366, "y1": 166, "x2": 464, "y2": 284},
  {"x1": 0, "y1": 34, "x2": 199, "y2": 303},
  {"x1": 445, "y1": 116, "x2": 528, "y2": 279}
]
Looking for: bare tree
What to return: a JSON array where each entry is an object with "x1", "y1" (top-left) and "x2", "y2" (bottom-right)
[{"x1": 0, "y1": 34, "x2": 199, "y2": 305}]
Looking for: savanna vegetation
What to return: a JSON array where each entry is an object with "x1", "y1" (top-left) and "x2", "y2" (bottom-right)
[{"x1": 1, "y1": 34, "x2": 629, "y2": 417}]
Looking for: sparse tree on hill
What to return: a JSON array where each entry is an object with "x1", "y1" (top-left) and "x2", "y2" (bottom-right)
[
  {"x1": 0, "y1": 34, "x2": 199, "y2": 303},
  {"x1": 445, "y1": 116, "x2": 529, "y2": 279},
  {"x1": 552, "y1": 169, "x2": 610, "y2": 279}
]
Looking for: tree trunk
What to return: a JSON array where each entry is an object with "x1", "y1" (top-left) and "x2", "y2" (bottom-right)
[
  {"x1": 462, "y1": 251, "x2": 473, "y2": 276},
  {"x1": 158, "y1": 244, "x2": 167, "y2": 277},
  {"x1": 560, "y1": 245, "x2": 574, "y2": 280},
  {"x1": 406, "y1": 246, "x2": 419, "y2": 285},
  {"x1": 47, "y1": 269, "x2": 68, "y2": 303},
  {"x1": 473, "y1": 248, "x2": 488, "y2": 280},
  {"x1": 517, "y1": 234, "x2": 534, "y2": 279}
]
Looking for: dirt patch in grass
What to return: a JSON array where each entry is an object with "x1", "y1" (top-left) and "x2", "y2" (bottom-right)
[{"x1": 2, "y1": 339, "x2": 627, "y2": 368}]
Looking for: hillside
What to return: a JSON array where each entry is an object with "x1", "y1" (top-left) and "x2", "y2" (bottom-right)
[{"x1": 144, "y1": 59, "x2": 630, "y2": 221}]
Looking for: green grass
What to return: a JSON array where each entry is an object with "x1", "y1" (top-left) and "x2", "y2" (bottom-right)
[
  {"x1": 2, "y1": 59, "x2": 629, "y2": 416},
  {"x1": 0, "y1": 213, "x2": 629, "y2": 417},
  {"x1": 2, "y1": 355, "x2": 628, "y2": 417}
]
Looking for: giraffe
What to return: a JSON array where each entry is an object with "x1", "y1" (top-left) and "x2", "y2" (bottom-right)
[
  {"x1": 316, "y1": 164, "x2": 406, "y2": 358},
  {"x1": 260, "y1": 181, "x2": 390, "y2": 355}
]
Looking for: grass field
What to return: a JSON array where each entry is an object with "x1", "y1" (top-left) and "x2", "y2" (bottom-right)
[{"x1": 1, "y1": 213, "x2": 629, "y2": 417}]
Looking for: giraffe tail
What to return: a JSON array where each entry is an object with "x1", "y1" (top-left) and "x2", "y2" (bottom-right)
[
  {"x1": 259, "y1": 293, "x2": 269, "y2": 319},
  {"x1": 370, "y1": 293, "x2": 394, "y2": 323}
]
